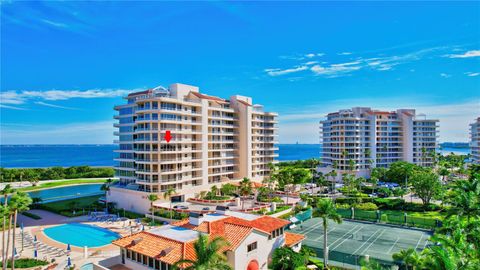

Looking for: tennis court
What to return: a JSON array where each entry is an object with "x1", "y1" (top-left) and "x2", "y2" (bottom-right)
[{"x1": 289, "y1": 218, "x2": 432, "y2": 267}]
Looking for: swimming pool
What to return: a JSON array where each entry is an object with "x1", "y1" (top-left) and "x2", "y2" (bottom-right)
[{"x1": 43, "y1": 223, "x2": 120, "y2": 248}]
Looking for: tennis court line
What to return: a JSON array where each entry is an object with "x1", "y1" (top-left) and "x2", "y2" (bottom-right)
[
  {"x1": 327, "y1": 224, "x2": 361, "y2": 247},
  {"x1": 315, "y1": 227, "x2": 337, "y2": 241},
  {"x1": 414, "y1": 233, "x2": 424, "y2": 251},
  {"x1": 329, "y1": 225, "x2": 364, "y2": 251},
  {"x1": 387, "y1": 237, "x2": 400, "y2": 254},
  {"x1": 351, "y1": 228, "x2": 383, "y2": 255},
  {"x1": 361, "y1": 229, "x2": 386, "y2": 255},
  {"x1": 302, "y1": 221, "x2": 324, "y2": 236}
]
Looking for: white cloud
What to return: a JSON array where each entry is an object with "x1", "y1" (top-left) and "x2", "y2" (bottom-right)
[
  {"x1": 0, "y1": 104, "x2": 28, "y2": 110},
  {"x1": 264, "y1": 66, "x2": 308, "y2": 76},
  {"x1": 445, "y1": 50, "x2": 480, "y2": 58},
  {"x1": 304, "y1": 61, "x2": 318, "y2": 65},
  {"x1": 440, "y1": 73, "x2": 451, "y2": 78},
  {"x1": 266, "y1": 46, "x2": 445, "y2": 78},
  {"x1": 305, "y1": 53, "x2": 316, "y2": 58},
  {"x1": 465, "y1": 72, "x2": 480, "y2": 77},
  {"x1": 0, "y1": 88, "x2": 137, "y2": 106},
  {"x1": 338, "y1": 52, "x2": 352, "y2": 55},
  {"x1": 34, "y1": 101, "x2": 80, "y2": 110},
  {"x1": 42, "y1": 19, "x2": 68, "y2": 28},
  {"x1": 310, "y1": 63, "x2": 361, "y2": 77}
]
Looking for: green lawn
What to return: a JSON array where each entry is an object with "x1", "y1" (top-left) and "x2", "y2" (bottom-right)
[
  {"x1": 40, "y1": 195, "x2": 103, "y2": 217},
  {"x1": 18, "y1": 178, "x2": 108, "y2": 192}
]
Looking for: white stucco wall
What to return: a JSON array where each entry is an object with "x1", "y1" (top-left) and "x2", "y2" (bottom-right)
[
  {"x1": 229, "y1": 230, "x2": 286, "y2": 270},
  {"x1": 107, "y1": 187, "x2": 152, "y2": 214}
]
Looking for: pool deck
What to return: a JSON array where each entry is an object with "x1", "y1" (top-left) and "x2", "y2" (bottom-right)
[{"x1": 5, "y1": 210, "x2": 149, "y2": 269}]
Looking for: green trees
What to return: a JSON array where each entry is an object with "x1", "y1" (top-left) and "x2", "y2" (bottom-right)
[
  {"x1": 8, "y1": 192, "x2": 32, "y2": 270},
  {"x1": 0, "y1": 166, "x2": 114, "y2": 182},
  {"x1": 271, "y1": 247, "x2": 305, "y2": 270},
  {"x1": 173, "y1": 234, "x2": 231, "y2": 270},
  {"x1": 220, "y1": 183, "x2": 236, "y2": 197},
  {"x1": 392, "y1": 248, "x2": 422, "y2": 270},
  {"x1": 147, "y1": 194, "x2": 158, "y2": 224},
  {"x1": 163, "y1": 187, "x2": 176, "y2": 219},
  {"x1": 410, "y1": 170, "x2": 442, "y2": 206},
  {"x1": 239, "y1": 177, "x2": 253, "y2": 210},
  {"x1": 385, "y1": 161, "x2": 418, "y2": 186},
  {"x1": 314, "y1": 198, "x2": 342, "y2": 268},
  {"x1": 100, "y1": 178, "x2": 113, "y2": 212},
  {"x1": 391, "y1": 171, "x2": 480, "y2": 270},
  {"x1": 276, "y1": 169, "x2": 294, "y2": 204},
  {"x1": 1, "y1": 184, "x2": 14, "y2": 268}
]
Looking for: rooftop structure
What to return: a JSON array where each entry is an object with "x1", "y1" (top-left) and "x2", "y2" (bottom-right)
[
  {"x1": 112, "y1": 208, "x2": 304, "y2": 270},
  {"x1": 111, "y1": 83, "x2": 278, "y2": 213},
  {"x1": 320, "y1": 107, "x2": 439, "y2": 177}
]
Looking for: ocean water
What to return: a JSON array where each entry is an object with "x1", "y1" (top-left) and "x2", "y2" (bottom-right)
[{"x1": 0, "y1": 144, "x2": 469, "y2": 168}]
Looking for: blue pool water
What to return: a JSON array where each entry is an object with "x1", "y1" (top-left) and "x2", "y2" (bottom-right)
[
  {"x1": 28, "y1": 184, "x2": 103, "y2": 202},
  {"x1": 43, "y1": 223, "x2": 119, "y2": 248}
]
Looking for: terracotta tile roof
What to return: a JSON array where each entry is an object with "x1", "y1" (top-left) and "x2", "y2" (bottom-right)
[
  {"x1": 231, "y1": 181, "x2": 264, "y2": 188},
  {"x1": 225, "y1": 216, "x2": 290, "y2": 233},
  {"x1": 285, "y1": 232, "x2": 305, "y2": 247},
  {"x1": 190, "y1": 92, "x2": 226, "y2": 102},
  {"x1": 112, "y1": 231, "x2": 192, "y2": 265},
  {"x1": 115, "y1": 213, "x2": 299, "y2": 267}
]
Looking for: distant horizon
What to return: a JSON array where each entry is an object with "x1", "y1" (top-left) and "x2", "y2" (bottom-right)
[{"x1": 0, "y1": 142, "x2": 471, "y2": 146}]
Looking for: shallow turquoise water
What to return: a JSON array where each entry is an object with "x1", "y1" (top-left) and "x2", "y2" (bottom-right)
[{"x1": 43, "y1": 223, "x2": 119, "y2": 248}]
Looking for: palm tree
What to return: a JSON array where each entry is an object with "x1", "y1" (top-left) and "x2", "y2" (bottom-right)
[
  {"x1": 147, "y1": 194, "x2": 158, "y2": 224},
  {"x1": 438, "y1": 167, "x2": 449, "y2": 182},
  {"x1": 392, "y1": 248, "x2": 422, "y2": 270},
  {"x1": 310, "y1": 158, "x2": 320, "y2": 195},
  {"x1": 173, "y1": 234, "x2": 231, "y2": 270},
  {"x1": 8, "y1": 192, "x2": 32, "y2": 270},
  {"x1": 163, "y1": 187, "x2": 176, "y2": 219},
  {"x1": 239, "y1": 177, "x2": 252, "y2": 210},
  {"x1": 100, "y1": 179, "x2": 113, "y2": 213},
  {"x1": 314, "y1": 198, "x2": 342, "y2": 268},
  {"x1": 330, "y1": 170, "x2": 338, "y2": 196},
  {"x1": 1, "y1": 184, "x2": 14, "y2": 268}
]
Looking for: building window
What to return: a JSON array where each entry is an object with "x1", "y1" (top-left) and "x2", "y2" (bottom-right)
[{"x1": 247, "y1": 242, "x2": 258, "y2": 252}]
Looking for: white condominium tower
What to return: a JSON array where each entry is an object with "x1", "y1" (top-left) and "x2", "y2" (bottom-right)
[
  {"x1": 471, "y1": 117, "x2": 480, "y2": 164},
  {"x1": 111, "y1": 83, "x2": 278, "y2": 212},
  {"x1": 320, "y1": 107, "x2": 439, "y2": 177}
]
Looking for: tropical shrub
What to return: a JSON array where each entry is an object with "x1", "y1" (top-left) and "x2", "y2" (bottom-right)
[
  {"x1": 0, "y1": 258, "x2": 48, "y2": 268},
  {"x1": 355, "y1": 202, "x2": 378, "y2": 211}
]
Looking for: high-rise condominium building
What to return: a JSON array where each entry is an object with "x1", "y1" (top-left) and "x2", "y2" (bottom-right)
[
  {"x1": 111, "y1": 83, "x2": 278, "y2": 212},
  {"x1": 320, "y1": 107, "x2": 439, "y2": 177},
  {"x1": 471, "y1": 117, "x2": 480, "y2": 164}
]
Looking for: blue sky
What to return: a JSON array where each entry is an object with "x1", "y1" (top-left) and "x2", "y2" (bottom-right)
[{"x1": 1, "y1": 1, "x2": 479, "y2": 144}]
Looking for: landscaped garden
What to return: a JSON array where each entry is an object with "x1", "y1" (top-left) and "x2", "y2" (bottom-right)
[
  {"x1": 0, "y1": 258, "x2": 49, "y2": 269},
  {"x1": 38, "y1": 195, "x2": 104, "y2": 217}
]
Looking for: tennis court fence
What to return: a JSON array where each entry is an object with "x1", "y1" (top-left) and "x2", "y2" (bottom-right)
[{"x1": 336, "y1": 208, "x2": 441, "y2": 229}]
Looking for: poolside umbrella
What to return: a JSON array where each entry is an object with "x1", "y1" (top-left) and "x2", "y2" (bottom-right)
[
  {"x1": 33, "y1": 249, "x2": 38, "y2": 258},
  {"x1": 21, "y1": 222, "x2": 24, "y2": 231},
  {"x1": 67, "y1": 257, "x2": 71, "y2": 267},
  {"x1": 67, "y1": 243, "x2": 71, "y2": 252}
]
